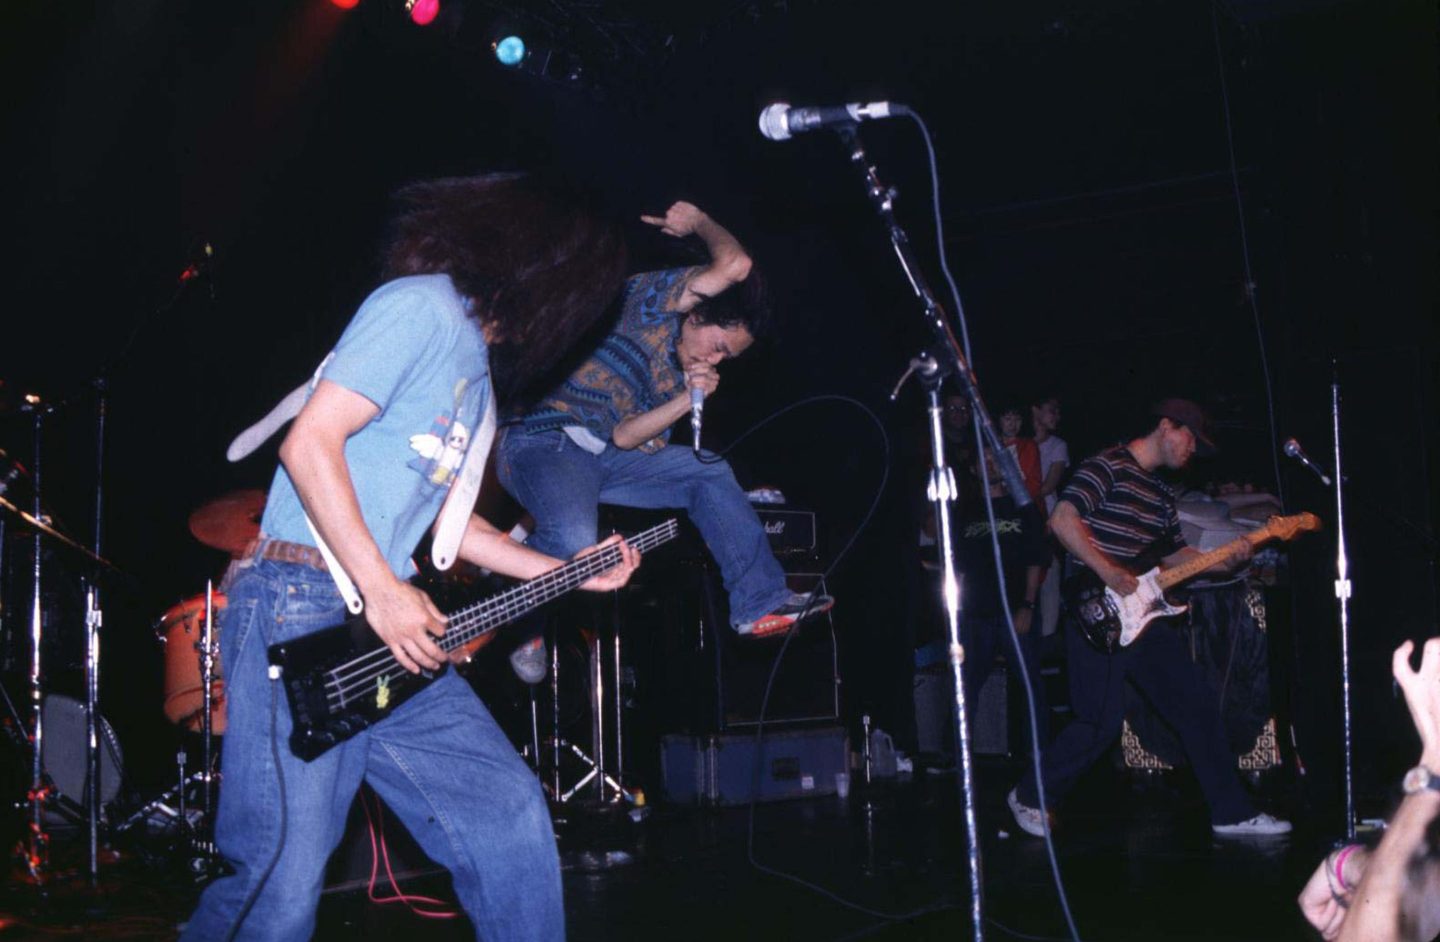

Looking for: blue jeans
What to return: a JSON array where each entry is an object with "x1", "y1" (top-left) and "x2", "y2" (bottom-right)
[
  {"x1": 1015, "y1": 617, "x2": 1255, "y2": 826},
  {"x1": 496, "y1": 429, "x2": 791, "y2": 625},
  {"x1": 181, "y1": 558, "x2": 562, "y2": 942}
]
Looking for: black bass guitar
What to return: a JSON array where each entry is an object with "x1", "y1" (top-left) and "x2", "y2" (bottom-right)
[
  {"x1": 1066, "y1": 512, "x2": 1320, "y2": 653},
  {"x1": 268, "y1": 519, "x2": 678, "y2": 760}
]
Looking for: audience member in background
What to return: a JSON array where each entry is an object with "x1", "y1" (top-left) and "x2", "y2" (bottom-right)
[
  {"x1": 1298, "y1": 637, "x2": 1440, "y2": 942},
  {"x1": 943, "y1": 393, "x2": 977, "y2": 467},
  {"x1": 1030, "y1": 394, "x2": 1069, "y2": 639},
  {"x1": 952, "y1": 448, "x2": 1050, "y2": 745},
  {"x1": 999, "y1": 403, "x2": 1043, "y2": 501}
]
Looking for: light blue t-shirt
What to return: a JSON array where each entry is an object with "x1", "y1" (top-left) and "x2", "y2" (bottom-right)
[{"x1": 260, "y1": 274, "x2": 490, "y2": 577}]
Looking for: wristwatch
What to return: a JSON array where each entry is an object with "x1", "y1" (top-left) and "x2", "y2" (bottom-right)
[{"x1": 1402, "y1": 765, "x2": 1440, "y2": 795}]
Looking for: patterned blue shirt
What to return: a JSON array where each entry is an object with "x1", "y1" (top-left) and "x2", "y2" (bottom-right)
[{"x1": 515, "y1": 267, "x2": 698, "y2": 453}]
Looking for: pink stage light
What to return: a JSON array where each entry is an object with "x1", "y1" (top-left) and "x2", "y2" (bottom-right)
[{"x1": 408, "y1": 0, "x2": 439, "y2": 26}]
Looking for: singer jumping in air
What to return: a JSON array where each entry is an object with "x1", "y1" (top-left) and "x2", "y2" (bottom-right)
[{"x1": 496, "y1": 201, "x2": 831, "y2": 681}]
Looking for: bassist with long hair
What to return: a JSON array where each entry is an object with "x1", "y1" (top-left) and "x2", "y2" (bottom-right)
[{"x1": 182, "y1": 174, "x2": 640, "y2": 942}]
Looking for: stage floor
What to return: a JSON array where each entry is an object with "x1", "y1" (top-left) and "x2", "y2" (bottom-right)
[{"x1": 1, "y1": 755, "x2": 1333, "y2": 940}]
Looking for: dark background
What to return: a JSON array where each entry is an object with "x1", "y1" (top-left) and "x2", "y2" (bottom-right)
[{"x1": 0, "y1": 0, "x2": 1435, "y2": 825}]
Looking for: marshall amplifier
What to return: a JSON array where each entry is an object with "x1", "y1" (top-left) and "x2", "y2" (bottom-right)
[{"x1": 755, "y1": 507, "x2": 816, "y2": 558}]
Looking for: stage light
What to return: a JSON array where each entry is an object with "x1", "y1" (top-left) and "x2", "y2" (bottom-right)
[
  {"x1": 329, "y1": 0, "x2": 360, "y2": 8},
  {"x1": 406, "y1": 0, "x2": 439, "y2": 26},
  {"x1": 494, "y1": 35, "x2": 526, "y2": 66}
]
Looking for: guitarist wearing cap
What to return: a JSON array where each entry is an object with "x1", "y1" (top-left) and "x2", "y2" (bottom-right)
[{"x1": 1006, "y1": 398, "x2": 1293, "y2": 839}]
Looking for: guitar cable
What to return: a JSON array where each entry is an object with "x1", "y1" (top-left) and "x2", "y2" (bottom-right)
[
  {"x1": 730, "y1": 396, "x2": 1076, "y2": 941},
  {"x1": 736, "y1": 394, "x2": 958, "y2": 924},
  {"x1": 716, "y1": 110, "x2": 1087, "y2": 940},
  {"x1": 914, "y1": 101, "x2": 1083, "y2": 942},
  {"x1": 359, "y1": 788, "x2": 457, "y2": 919}
]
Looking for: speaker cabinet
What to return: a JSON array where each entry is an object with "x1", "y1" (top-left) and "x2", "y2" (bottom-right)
[
  {"x1": 913, "y1": 662, "x2": 1011, "y2": 758},
  {"x1": 707, "y1": 572, "x2": 840, "y2": 730}
]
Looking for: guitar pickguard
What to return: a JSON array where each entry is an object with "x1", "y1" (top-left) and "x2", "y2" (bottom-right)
[{"x1": 1066, "y1": 567, "x2": 1186, "y2": 653}]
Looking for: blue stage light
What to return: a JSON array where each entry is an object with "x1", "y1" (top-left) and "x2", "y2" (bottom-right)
[{"x1": 494, "y1": 35, "x2": 526, "y2": 66}]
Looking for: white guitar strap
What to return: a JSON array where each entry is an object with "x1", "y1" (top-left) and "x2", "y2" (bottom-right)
[
  {"x1": 226, "y1": 353, "x2": 496, "y2": 610},
  {"x1": 226, "y1": 354, "x2": 369, "y2": 612},
  {"x1": 430, "y1": 385, "x2": 496, "y2": 572}
]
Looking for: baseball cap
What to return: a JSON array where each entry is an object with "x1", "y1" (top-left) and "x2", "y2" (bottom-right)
[{"x1": 1150, "y1": 398, "x2": 1217, "y2": 457}]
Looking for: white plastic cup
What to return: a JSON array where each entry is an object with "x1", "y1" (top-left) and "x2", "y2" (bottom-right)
[{"x1": 835, "y1": 772, "x2": 851, "y2": 799}]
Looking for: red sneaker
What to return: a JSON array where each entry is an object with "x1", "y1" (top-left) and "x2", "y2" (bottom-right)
[{"x1": 736, "y1": 592, "x2": 835, "y2": 639}]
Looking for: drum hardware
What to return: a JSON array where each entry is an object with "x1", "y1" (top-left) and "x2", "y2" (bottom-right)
[
  {"x1": 3, "y1": 384, "x2": 125, "y2": 884},
  {"x1": 535, "y1": 607, "x2": 638, "y2": 808},
  {"x1": 158, "y1": 590, "x2": 228, "y2": 734},
  {"x1": 196, "y1": 581, "x2": 219, "y2": 844},
  {"x1": 117, "y1": 487, "x2": 260, "y2": 864},
  {"x1": 120, "y1": 579, "x2": 226, "y2": 864}
]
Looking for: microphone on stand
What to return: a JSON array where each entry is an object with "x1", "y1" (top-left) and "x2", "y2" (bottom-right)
[
  {"x1": 178, "y1": 243, "x2": 214, "y2": 283},
  {"x1": 0, "y1": 449, "x2": 23, "y2": 498},
  {"x1": 1283, "y1": 437, "x2": 1333, "y2": 486},
  {"x1": 758, "y1": 100, "x2": 909, "y2": 141},
  {"x1": 690, "y1": 386, "x2": 705, "y2": 456}
]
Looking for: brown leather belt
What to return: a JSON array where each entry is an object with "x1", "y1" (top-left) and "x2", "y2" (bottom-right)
[{"x1": 242, "y1": 537, "x2": 328, "y2": 571}]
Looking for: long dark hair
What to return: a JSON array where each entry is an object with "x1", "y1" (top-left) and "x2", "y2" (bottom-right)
[{"x1": 382, "y1": 173, "x2": 627, "y2": 406}]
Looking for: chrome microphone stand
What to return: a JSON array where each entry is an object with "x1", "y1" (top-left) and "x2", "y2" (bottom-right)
[
  {"x1": 1329, "y1": 378, "x2": 1355, "y2": 841},
  {"x1": 841, "y1": 123, "x2": 1033, "y2": 942},
  {"x1": 1284, "y1": 374, "x2": 1357, "y2": 840},
  {"x1": 23, "y1": 397, "x2": 49, "y2": 881}
]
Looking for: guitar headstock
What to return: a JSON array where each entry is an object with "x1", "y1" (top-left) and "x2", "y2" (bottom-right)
[{"x1": 1263, "y1": 512, "x2": 1323, "y2": 541}]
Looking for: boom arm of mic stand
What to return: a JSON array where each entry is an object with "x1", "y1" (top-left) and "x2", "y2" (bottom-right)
[{"x1": 837, "y1": 126, "x2": 1031, "y2": 510}]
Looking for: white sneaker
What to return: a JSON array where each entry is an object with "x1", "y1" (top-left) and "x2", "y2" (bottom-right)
[
  {"x1": 1007, "y1": 788, "x2": 1048, "y2": 838},
  {"x1": 1212, "y1": 812, "x2": 1292, "y2": 837}
]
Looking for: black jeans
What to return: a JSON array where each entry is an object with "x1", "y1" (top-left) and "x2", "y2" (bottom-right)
[{"x1": 1015, "y1": 616, "x2": 1255, "y2": 825}]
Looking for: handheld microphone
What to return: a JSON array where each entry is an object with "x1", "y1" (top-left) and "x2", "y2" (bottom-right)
[
  {"x1": 758, "y1": 100, "x2": 908, "y2": 141},
  {"x1": 690, "y1": 386, "x2": 705, "y2": 455},
  {"x1": 1283, "y1": 437, "x2": 1332, "y2": 486}
]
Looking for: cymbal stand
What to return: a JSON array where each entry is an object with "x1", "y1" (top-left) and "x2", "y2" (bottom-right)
[
  {"x1": 83, "y1": 377, "x2": 108, "y2": 882},
  {"x1": 196, "y1": 580, "x2": 219, "y2": 856},
  {"x1": 21, "y1": 396, "x2": 50, "y2": 880}
]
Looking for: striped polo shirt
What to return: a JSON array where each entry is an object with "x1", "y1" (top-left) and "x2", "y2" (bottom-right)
[{"x1": 1058, "y1": 445, "x2": 1184, "y2": 564}]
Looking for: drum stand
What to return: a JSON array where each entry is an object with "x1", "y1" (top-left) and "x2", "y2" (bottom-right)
[
  {"x1": 117, "y1": 582, "x2": 222, "y2": 865},
  {"x1": 21, "y1": 397, "x2": 52, "y2": 881},
  {"x1": 6, "y1": 387, "x2": 121, "y2": 883},
  {"x1": 196, "y1": 581, "x2": 219, "y2": 853},
  {"x1": 530, "y1": 606, "x2": 637, "y2": 807}
]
